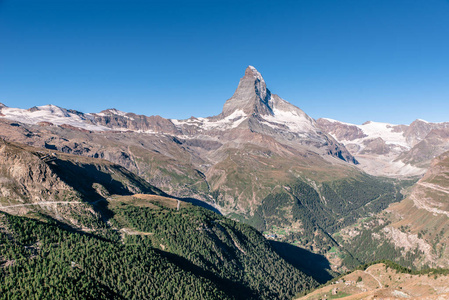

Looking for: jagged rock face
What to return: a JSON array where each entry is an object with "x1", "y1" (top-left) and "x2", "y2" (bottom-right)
[
  {"x1": 404, "y1": 119, "x2": 449, "y2": 146},
  {"x1": 0, "y1": 139, "x2": 161, "y2": 203},
  {"x1": 92, "y1": 110, "x2": 180, "y2": 134},
  {"x1": 398, "y1": 129, "x2": 449, "y2": 167},
  {"x1": 171, "y1": 67, "x2": 357, "y2": 164},
  {"x1": 222, "y1": 66, "x2": 273, "y2": 117},
  {"x1": 360, "y1": 138, "x2": 392, "y2": 155}
]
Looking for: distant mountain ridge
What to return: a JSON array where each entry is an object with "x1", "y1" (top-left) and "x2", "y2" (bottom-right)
[{"x1": 0, "y1": 67, "x2": 356, "y2": 165}]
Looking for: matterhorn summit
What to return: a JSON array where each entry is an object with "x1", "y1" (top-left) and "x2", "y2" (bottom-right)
[{"x1": 222, "y1": 66, "x2": 273, "y2": 117}]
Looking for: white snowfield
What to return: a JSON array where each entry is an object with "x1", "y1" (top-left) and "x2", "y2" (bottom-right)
[
  {"x1": 1, "y1": 105, "x2": 110, "y2": 131},
  {"x1": 322, "y1": 118, "x2": 409, "y2": 148},
  {"x1": 357, "y1": 121, "x2": 408, "y2": 148},
  {"x1": 171, "y1": 109, "x2": 247, "y2": 131},
  {"x1": 262, "y1": 106, "x2": 316, "y2": 133}
]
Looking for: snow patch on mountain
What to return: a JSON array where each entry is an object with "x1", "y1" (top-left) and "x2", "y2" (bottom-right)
[
  {"x1": 95, "y1": 109, "x2": 129, "y2": 117},
  {"x1": 262, "y1": 107, "x2": 316, "y2": 133},
  {"x1": 358, "y1": 121, "x2": 408, "y2": 148},
  {"x1": 172, "y1": 109, "x2": 247, "y2": 131},
  {"x1": 247, "y1": 65, "x2": 264, "y2": 82},
  {"x1": 322, "y1": 119, "x2": 409, "y2": 148},
  {"x1": 321, "y1": 118, "x2": 354, "y2": 126},
  {"x1": 0, "y1": 105, "x2": 109, "y2": 131}
]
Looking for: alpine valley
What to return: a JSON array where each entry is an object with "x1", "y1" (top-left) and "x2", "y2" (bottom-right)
[{"x1": 2, "y1": 66, "x2": 449, "y2": 299}]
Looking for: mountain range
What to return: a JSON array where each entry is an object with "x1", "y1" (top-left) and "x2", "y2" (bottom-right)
[
  {"x1": 2, "y1": 66, "x2": 448, "y2": 181},
  {"x1": 2, "y1": 66, "x2": 449, "y2": 298}
]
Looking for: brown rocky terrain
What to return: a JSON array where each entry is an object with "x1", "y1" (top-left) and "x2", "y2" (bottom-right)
[{"x1": 297, "y1": 263, "x2": 449, "y2": 300}]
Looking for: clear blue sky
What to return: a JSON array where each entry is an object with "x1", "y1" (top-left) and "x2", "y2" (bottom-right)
[{"x1": 1, "y1": 0, "x2": 449, "y2": 124}]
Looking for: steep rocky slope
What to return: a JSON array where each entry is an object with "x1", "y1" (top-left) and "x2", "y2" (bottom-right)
[{"x1": 0, "y1": 138, "x2": 164, "y2": 228}]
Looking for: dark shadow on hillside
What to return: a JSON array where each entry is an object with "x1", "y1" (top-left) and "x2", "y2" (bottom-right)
[
  {"x1": 154, "y1": 248, "x2": 257, "y2": 300},
  {"x1": 91, "y1": 198, "x2": 115, "y2": 223},
  {"x1": 269, "y1": 240, "x2": 335, "y2": 284},
  {"x1": 47, "y1": 159, "x2": 133, "y2": 200},
  {"x1": 47, "y1": 159, "x2": 223, "y2": 223},
  {"x1": 179, "y1": 197, "x2": 222, "y2": 215},
  {"x1": 45, "y1": 159, "x2": 141, "y2": 225}
]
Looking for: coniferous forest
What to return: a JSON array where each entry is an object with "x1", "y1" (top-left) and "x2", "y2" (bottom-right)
[{"x1": 0, "y1": 197, "x2": 318, "y2": 300}]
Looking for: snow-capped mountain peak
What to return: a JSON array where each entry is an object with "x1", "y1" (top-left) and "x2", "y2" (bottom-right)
[
  {"x1": 96, "y1": 108, "x2": 128, "y2": 117},
  {"x1": 260, "y1": 96, "x2": 316, "y2": 133},
  {"x1": 33, "y1": 104, "x2": 71, "y2": 118}
]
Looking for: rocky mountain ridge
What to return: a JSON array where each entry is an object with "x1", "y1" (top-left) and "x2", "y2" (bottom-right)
[{"x1": 0, "y1": 138, "x2": 165, "y2": 228}]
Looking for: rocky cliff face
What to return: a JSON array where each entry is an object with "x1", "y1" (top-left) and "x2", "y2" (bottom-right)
[
  {"x1": 169, "y1": 66, "x2": 357, "y2": 165},
  {"x1": 92, "y1": 109, "x2": 180, "y2": 134},
  {"x1": 0, "y1": 139, "x2": 74, "y2": 204},
  {"x1": 222, "y1": 66, "x2": 273, "y2": 117}
]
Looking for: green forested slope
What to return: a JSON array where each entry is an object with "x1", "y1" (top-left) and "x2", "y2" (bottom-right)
[
  {"x1": 0, "y1": 195, "x2": 318, "y2": 300},
  {"x1": 0, "y1": 213, "x2": 232, "y2": 300},
  {"x1": 107, "y1": 196, "x2": 317, "y2": 299}
]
